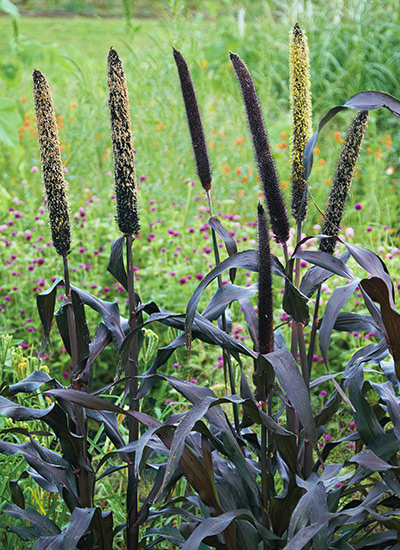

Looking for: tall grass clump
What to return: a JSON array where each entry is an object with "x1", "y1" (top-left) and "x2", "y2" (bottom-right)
[{"x1": 2, "y1": 19, "x2": 400, "y2": 550}]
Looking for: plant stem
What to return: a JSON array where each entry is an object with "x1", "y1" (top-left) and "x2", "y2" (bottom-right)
[
  {"x1": 261, "y1": 397, "x2": 271, "y2": 546},
  {"x1": 307, "y1": 285, "x2": 322, "y2": 375},
  {"x1": 63, "y1": 256, "x2": 79, "y2": 372},
  {"x1": 207, "y1": 191, "x2": 240, "y2": 433},
  {"x1": 292, "y1": 220, "x2": 309, "y2": 388},
  {"x1": 63, "y1": 255, "x2": 91, "y2": 508},
  {"x1": 126, "y1": 234, "x2": 139, "y2": 550}
]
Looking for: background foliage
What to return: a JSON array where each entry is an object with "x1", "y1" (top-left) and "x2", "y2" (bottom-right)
[{"x1": 1, "y1": 1, "x2": 400, "y2": 548}]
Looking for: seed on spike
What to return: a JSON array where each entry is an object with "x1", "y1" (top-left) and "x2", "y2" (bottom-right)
[
  {"x1": 320, "y1": 110, "x2": 369, "y2": 254},
  {"x1": 289, "y1": 22, "x2": 313, "y2": 223},
  {"x1": 173, "y1": 48, "x2": 212, "y2": 193},
  {"x1": 33, "y1": 69, "x2": 71, "y2": 257},
  {"x1": 230, "y1": 51, "x2": 289, "y2": 244},
  {"x1": 107, "y1": 48, "x2": 140, "y2": 236}
]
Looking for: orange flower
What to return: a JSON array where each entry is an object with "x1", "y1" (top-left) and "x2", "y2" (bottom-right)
[
  {"x1": 238, "y1": 189, "x2": 245, "y2": 197},
  {"x1": 21, "y1": 97, "x2": 27, "y2": 103},
  {"x1": 354, "y1": 171, "x2": 359, "y2": 178},
  {"x1": 235, "y1": 167, "x2": 242, "y2": 175},
  {"x1": 235, "y1": 136, "x2": 245, "y2": 145},
  {"x1": 221, "y1": 133, "x2": 226, "y2": 139},
  {"x1": 326, "y1": 177, "x2": 332, "y2": 185},
  {"x1": 156, "y1": 123, "x2": 163, "y2": 131},
  {"x1": 280, "y1": 131, "x2": 287, "y2": 139},
  {"x1": 314, "y1": 147, "x2": 320, "y2": 155},
  {"x1": 201, "y1": 60, "x2": 208, "y2": 69},
  {"x1": 242, "y1": 176, "x2": 248, "y2": 183},
  {"x1": 366, "y1": 146, "x2": 372, "y2": 154},
  {"x1": 209, "y1": 140, "x2": 215, "y2": 149},
  {"x1": 152, "y1": 140, "x2": 157, "y2": 147},
  {"x1": 319, "y1": 158, "x2": 325, "y2": 166},
  {"x1": 211, "y1": 129, "x2": 216, "y2": 134},
  {"x1": 277, "y1": 142, "x2": 287, "y2": 150},
  {"x1": 222, "y1": 164, "x2": 230, "y2": 174},
  {"x1": 70, "y1": 102, "x2": 77, "y2": 109}
]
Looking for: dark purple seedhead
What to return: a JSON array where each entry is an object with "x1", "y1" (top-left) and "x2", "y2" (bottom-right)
[
  {"x1": 230, "y1": 52, "x2": 289, "y2": 244},
  {"x1": 173, "y1": 48, "x2": 212, "y2": 193},
  {"x1": 107, "y1": 48, "x2": 140, "y2": 236}
]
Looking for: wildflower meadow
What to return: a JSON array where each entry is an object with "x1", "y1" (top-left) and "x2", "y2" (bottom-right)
[{"x1": 1, "y1": 1, "x2": 400, "y2": 549}]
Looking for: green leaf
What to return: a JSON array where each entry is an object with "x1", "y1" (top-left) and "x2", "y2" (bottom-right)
[
  {"x1": 0, "y1": 0, "x2": 19, "y2": 18},
  {"x1": 0, "y1": 97, "x2": 21, "y2": 147},
  {"x1": 9, "y1": 471, "x2": 28, "y2": 509}
]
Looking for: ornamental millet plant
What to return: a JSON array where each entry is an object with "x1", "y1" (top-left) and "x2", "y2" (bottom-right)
[
  {"x1": 174, "y1": 47, "x2": 239, "y2": 429},
  {"x1": 33, "y1": 69, "x2": 92, "y2": 508},
  {"x1": 107, "y1": 47, "x2": 140, "y2": 550},
  {"x1": 32, "y1": 70, "x2": 78, "y2": 382}
]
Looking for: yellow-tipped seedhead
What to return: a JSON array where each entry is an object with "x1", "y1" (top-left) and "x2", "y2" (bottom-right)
[
  {"x1": 107, "y1": 48, "x2": 140, "y2": 236},
  {"x1": 290, "y1": 22, "x2": 313, "y2": 223},
  {"x1": 320, "y1": 110, "x2": 369, "y2": 255},
  {"x1": 33, "y1": 70, "x2": 71, "y2": 257}
]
